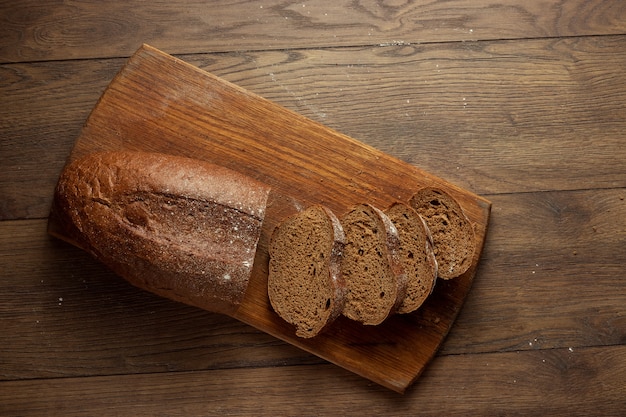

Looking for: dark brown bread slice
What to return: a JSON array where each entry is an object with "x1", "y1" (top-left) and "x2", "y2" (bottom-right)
[
  {"x1": 268, "y1": 205, "x2": 346, "y2": 338},
  {"x1": 340, "y1": 204, "x2": 407, "y2": 325},
  {"x1": 384, "y1": 202, "x2": 438, "y2": 314},
  {"x1": 51, "y1": 151, "x2": 270, "y2": 315},
  {"x1": 409, "y1": 187, "x2": 476, "y2": 280}
]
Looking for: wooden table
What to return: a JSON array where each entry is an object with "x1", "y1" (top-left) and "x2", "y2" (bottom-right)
[{"x1": 2, "y1": 1, "x2": 625, "y2": 415}]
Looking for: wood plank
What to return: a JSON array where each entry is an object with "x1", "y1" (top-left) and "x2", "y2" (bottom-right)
[
  {"x1": 0, "y1": 58, "x2": 117, "y2": 220},
  {"x1": 0, "y1": 220, "x2": 319, "y2": 381},
  {"x1": 216, "y1": 36, "x2": 626, "y2": 195},
  {"x1": 3, "y1": 36, "x2": 626, "y2": 220},
  {"x1": 45, "y1": 44, "x2": 490, "y2": 393},
  {"x1": 2, "y1": 0, "x2": 626, "y2": 63},
  {"x1": 2, "y1": 0, "x2": 624, "y2": 412},
  {"x1": 3, "y1": 188, "x2": 624, "y2": 380},
  {"x1": 443, "y1": 187, "x2": 626, "y2": 354},
  {"x1": 1, "y1": 345, "x2": 625, "y2": 416}
]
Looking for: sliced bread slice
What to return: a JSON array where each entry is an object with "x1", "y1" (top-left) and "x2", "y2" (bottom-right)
[
  {"x1": 384, "y1": 202, "x2": 438, "y2": 314},
  {"x1": 340, "y1": 204, "x2": 407, "y2": 325},
  {"x1": 409, "y1": 187, "x2": 475, "y2": 279},
  {"x1": 268, "y1": 205, "x2": 346, "y2": 338}
]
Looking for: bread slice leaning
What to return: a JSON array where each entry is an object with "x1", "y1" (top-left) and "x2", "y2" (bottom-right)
[
  {"x1": 384, "y1": 202, "x2": 438, "y2": 314},
  {"x1": 409, "y1": 187, "x2": 475, "y2": 279},
  {"x1": 340, "y1": 204, "x2": 407, "y2": 325},
  {"x1": 268, "y1": 205, "x2": 346, "y2": 338}
]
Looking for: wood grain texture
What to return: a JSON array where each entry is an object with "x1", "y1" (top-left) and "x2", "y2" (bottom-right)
[
  {"x1": 1, "y1": 222, "x2": 312, "y2": 381},
  {"x1": 2, "y1": 0, "x2": 626, "y2": 412},
  {"x1": 3, "y1": 36, "x2": 626, "y2": 220},
  {"x1": 0, "y1": 59, "x2": 116, "y2": 220},
  {"x1": 2, "y1": 0, "x2": 626, "y2": 62},
  {"x1": 444, "y1": 188, "x2": 626, "y2": 354},
  {"x1": 1, "y1": 346, "x2": 625, "y2": 416}
]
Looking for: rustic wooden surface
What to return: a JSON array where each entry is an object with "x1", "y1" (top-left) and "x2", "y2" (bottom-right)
[
  {"x1": 1, "y1": 0, "x2": 625, "y2": 415},
  {"x1": 47, "y1": 44, "x2": 490, "y2": 393}
]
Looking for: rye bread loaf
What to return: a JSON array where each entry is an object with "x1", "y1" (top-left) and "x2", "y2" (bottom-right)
[
  {"x1": 340, "y1": 204, "x2": 407, "y2": 325},
  {"x1": 52, "y1": 151, "x2": 270, "y2": 315},
  {"x1": 268, "y1": 205, "x2": 346, "y2": 338},
  {"x1": 409, "y1": 187, "x2": 475, "y2": 280},
  {"x1": 384, "y1": 202, "x2": 438, "y2": 314}
]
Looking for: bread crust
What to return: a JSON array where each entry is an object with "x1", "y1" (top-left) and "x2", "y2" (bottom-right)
[
  {"x1": 320, "y1": 205, "x2": 348, "y2": 328},
  {"x1": 52, "y1": 151, "x2": 270, "y2": 315}
]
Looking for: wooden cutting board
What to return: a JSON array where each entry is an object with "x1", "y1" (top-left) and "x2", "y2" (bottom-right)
[{"x1": 48, "y1": 44, "x2": 491, "y2": 393}]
